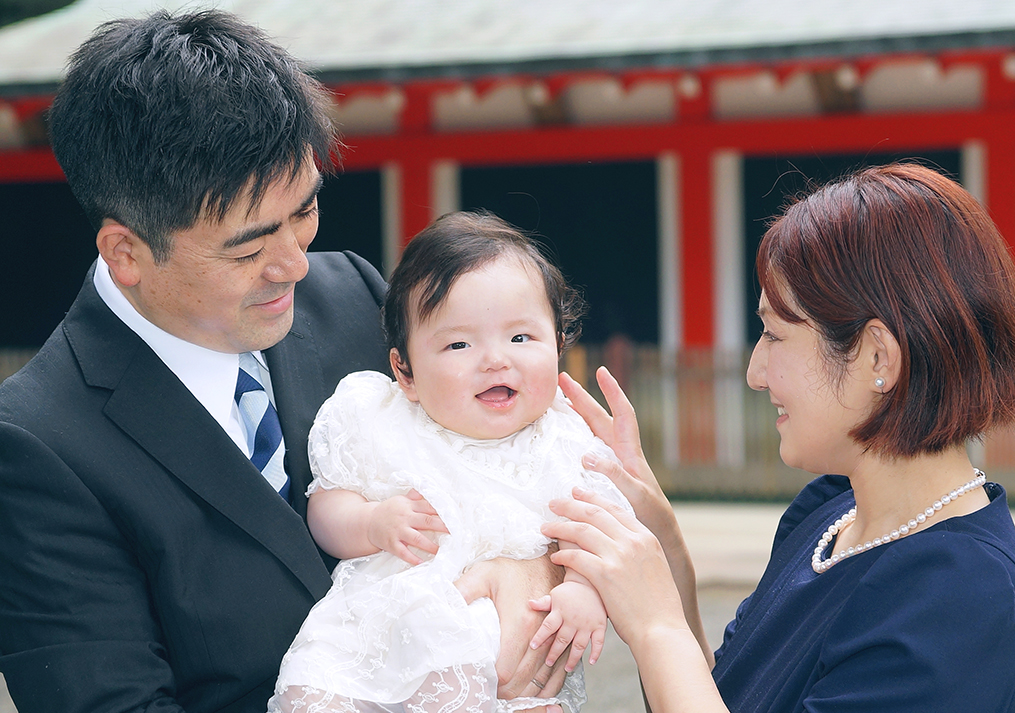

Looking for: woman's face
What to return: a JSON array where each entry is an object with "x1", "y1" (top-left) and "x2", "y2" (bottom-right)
[{"x1": 746, "y1": 290, "x2": 872, "y2": 475}]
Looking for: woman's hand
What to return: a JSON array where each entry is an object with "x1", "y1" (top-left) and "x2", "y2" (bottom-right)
[
  {"x1": 542, "y1": 488, "x2": 685, "y2": 647},
  {"x1": 544, "y1": 489, "x2": 728, "y2": 713},
  {"x1": 556, "y1": 368, "x2": 715, "y2": 665},
  {"x1": 559, "y1": 368, "x2": 675, "y2": 541}
]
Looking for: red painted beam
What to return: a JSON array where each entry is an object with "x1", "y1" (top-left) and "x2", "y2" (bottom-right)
[
  {"x1": 8, "y1": 107, "x2": 1015, "y2": 184},
  {"x1": 338, "y1": 107, "x2": 1015, "y2": 172},
  {"x1": 0, "y1": 148, "x2": 63, "y2": 182}
]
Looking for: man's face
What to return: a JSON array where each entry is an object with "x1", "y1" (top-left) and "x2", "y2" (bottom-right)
[{"x1": 124, "y1": 162, "x2": 323, "y2": 353}]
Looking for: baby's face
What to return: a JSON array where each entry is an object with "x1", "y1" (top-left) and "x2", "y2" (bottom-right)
[{"x1": 393, "y1": 256, "x2": 560, "y2": 440}]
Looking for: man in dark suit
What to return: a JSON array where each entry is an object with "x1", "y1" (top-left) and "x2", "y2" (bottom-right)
[{"x1": 0, "y1": 11, "x2": 563, "y2": 712}]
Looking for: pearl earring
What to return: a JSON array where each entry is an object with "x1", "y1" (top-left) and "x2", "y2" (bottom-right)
[{"x1": 875, "y1": 377, "x2": 886, "y2": 389}]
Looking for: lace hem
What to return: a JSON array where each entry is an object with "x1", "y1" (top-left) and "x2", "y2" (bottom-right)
[{"x1": 268, "y1": 661, "x2": 587, "y2": 713}]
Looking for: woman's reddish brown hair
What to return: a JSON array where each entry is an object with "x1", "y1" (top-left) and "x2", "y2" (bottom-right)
[{"x1": 758, "y1": 163, "x2": 1015, "y2": 457}]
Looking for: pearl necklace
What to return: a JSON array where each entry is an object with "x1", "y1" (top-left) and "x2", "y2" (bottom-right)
[{"x1": 811, "y1": 469, "x2": 987, "y2": 574}]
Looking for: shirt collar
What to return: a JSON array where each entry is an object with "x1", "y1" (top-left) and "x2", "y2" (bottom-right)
[{"x1": 92, "y1": 260, "x2": 260, "y2": 450}]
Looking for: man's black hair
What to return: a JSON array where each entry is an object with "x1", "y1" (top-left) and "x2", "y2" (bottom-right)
[
  {"x1": 49, "y1": 10, "x2": 338, "y2": 262},
  {"x1": 384, "y1": 210, "x2": 586, "y2": 377}
]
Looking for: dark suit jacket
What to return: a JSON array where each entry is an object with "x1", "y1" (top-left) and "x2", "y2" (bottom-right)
[{"x1": 0, "y1": 252, "x2": 389, "y2": 712}]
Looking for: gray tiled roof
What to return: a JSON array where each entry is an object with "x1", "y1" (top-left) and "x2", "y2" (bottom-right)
[{"x1": 1, "y1": 0, "x2": 1014, "y2": 89}]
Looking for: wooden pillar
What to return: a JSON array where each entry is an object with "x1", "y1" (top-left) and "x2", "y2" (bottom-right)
[
  {"x1": 984, "y1": 55, "x2": 1015, "y2": 250},
  {"x1": 396, "y1": 85, "x2": 437, "y2": 245},
  {"x1": 677, "y1": 145, "x2": 716, "y2": 464},
  {"x1": 657, "y1": 153, "x2": 680, "y2": 471}
]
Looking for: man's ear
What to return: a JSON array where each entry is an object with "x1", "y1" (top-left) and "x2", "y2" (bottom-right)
[
  {"x1": 864, "y1": 319, "x2": 901, "y2": 393},
  {"x1": 96, "y1": 219, "x2": 149, "y2": 288},
  {"x1": 389, "y1": 348, "x2": 418, "y2": 402}
]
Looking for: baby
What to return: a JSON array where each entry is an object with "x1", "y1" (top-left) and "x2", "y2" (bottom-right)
[{"x1": 269, "y1": 211, "x2": 631, "y2": 713}]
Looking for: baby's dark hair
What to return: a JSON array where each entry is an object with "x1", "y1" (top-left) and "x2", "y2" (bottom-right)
[{"x1": 383, "y1": 210, "x2": 585, "y2": 376}]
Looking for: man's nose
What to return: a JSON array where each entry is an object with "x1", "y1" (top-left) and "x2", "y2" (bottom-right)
[{"x1": 265, "y1": 230, "x2": 310, "y2": 284}]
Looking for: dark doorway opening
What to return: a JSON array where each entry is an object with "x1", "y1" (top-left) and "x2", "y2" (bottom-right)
[
  {"x1": 1, "y1": 181, "x2": 95, "y2": 347},
  {"x1": 742, "y1": 150, "x2": 962, "y2": 344},
  {"x1": 461, "y1": 161, "x2": 658, "y2": 345},
  {"x1": 315, "y1": 170, "x2": 383, "y2": 275},
  {"x1": 0, "y1": 170, "x2": 384, "y2": 349}
]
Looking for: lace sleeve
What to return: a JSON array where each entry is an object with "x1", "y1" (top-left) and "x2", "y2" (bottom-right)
[{"x1": 306, "y1": 371, "x2": 388, "y2": 496}]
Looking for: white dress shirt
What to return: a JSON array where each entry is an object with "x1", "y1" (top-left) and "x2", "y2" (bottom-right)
[{"x1": 93, "y1": 260, "x2": 275, "y2": 458}]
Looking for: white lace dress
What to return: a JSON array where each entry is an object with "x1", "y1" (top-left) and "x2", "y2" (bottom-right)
[{"x1": 268, "y1": 371, "x2": 632, "y2": 713}]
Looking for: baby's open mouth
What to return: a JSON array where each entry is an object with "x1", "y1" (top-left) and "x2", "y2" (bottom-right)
[{"x1": 476, "y1": 386, "x2": 516, "y2": 402}]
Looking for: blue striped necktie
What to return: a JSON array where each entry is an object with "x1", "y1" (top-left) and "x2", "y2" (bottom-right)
[{"x1": 234, "y1": 352, "x2": 291, "y2": 501}]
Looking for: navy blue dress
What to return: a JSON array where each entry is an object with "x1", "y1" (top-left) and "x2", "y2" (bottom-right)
[{"x1": 712, "y1": 475, "x2": 1015, "y2": 712}]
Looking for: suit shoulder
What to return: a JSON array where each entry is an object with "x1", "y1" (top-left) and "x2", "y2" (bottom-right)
[
  {"x1": 0, "y1": 329, "x2": 80, "y2": 426},
  {"x1": 303, "y1": 251, "x2": 386, "y2": 308}
]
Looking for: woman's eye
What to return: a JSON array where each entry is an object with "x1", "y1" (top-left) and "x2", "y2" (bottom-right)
[
  {"x1": 761, "y1": 330, "x2": 780, "y2": 343},
  {"x1": 511, "y1": 334, "x2": 530, "y2": 343}
]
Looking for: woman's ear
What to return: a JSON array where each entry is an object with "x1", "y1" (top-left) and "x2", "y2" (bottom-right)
[
  {"x1": 96, "y1": 219, "x2": 147, "y2": 288},
  {"x1": 389, "y1": 348, "x2": 418, "y2": 402},
  {"x1": 864, "y1": 319, "x2": 901, "y2": 393}
]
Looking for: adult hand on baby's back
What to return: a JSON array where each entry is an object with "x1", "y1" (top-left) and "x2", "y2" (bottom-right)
[
  {"x1": 455, "y1": 554, "x2": 567, "y2": 712},
  {"x1": 369, "y1": 488, "x2": 448, "y2": 566}
]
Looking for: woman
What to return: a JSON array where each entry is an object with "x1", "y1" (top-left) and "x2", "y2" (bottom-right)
[{"x1": 546, "y1": 164, "x2": 1015, "y2": 712}]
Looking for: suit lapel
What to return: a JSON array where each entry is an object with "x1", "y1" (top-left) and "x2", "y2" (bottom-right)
[
  {"x1": 266, "y1": 303, "x2": 327, "y2": 523},
  {"x1": 65, "y1": 266, "x2": 331, "y2": 599}
]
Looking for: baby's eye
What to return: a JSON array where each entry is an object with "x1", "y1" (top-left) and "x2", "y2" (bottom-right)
[
  {"x1": 511, "y1": 334, "x2": 531, "y2": 343},
  {"x1": 448, "y1": 342, "x2": 469, "y2": 350}
]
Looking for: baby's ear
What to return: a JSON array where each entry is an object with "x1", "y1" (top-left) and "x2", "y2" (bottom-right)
[{"x1": 389, "y1": 349, "x2": 418, "y2": 402}]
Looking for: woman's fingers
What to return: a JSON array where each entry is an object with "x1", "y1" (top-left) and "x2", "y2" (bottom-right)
[
  {"x1": 549, "y1": 488, "x2": 642, "y2": 537},
  {"x1": 545, "y1": 491, "x2": 687, "y2": 647},
  {"x1": 558, "y1": 371, "x2": 614, "y2": 441},
  {"x1": 593, "y1": 367, "x2": 652, "y2": 468},
  {"x1": 580, "y1": 451, "x2": 637, "y2": 495},
  {"x1": 593, "y1": 367, "x2": 638, "y2": 435}
]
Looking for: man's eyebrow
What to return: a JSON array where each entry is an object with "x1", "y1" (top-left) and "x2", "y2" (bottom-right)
[
  {"x1": 297, "y1": 173, "x2": 325, "y2": 214},
  {"x1": 222, "y1": 173, "x2": 324, "y2": 250},
  {"x1": 222, "y1": 222, "x2": 282, "y2": 250}
]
